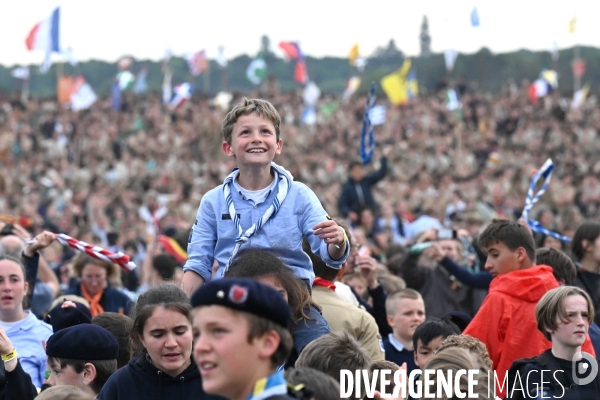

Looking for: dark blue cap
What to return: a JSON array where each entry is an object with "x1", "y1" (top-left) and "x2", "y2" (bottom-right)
[
  {"x1": 191, "y1": 278, "x2": 292, "y2": 328},
  {"x1": 44, "y1": 301, "x2": 92, "y2": 332},
  {"x1": 46, "y1": 324, "x2": 119, "y2": 360}
]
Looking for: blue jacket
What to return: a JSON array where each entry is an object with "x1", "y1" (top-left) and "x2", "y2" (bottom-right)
[
  {"x1": 99, "y1": 355, "x2": 224, "y2": 400},
  {"x1": 66, "y1": 283, "x2": 132, "y2": 316},
  {"x1": 184, "y1": 177, "x2": 349, "y2": 285}
]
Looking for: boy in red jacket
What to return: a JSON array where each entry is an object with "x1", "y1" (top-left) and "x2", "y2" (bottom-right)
[{"x1": 463, "y1": 219, "x2": 595, "y2": 398}]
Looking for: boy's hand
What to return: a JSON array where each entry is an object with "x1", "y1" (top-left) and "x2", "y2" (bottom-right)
[{"x1": 313, "y1": 220, "x2": 345, "y2": 246}]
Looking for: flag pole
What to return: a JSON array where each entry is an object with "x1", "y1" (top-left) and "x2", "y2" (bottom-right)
[{"x1": 204, "y1": 61, "x2": 211, "y2": 94}]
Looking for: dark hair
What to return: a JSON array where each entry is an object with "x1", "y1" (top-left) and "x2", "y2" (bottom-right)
[
  {"x1": 348, "y1": 158, "x2": 363, "y2": 171},
  {"x1": 130, "y1": 284, "x2": 191, "y2": 358},
  {"x1": 535, "y1": 247, "x2": 576, "y2": 285},
  {"x1": 48, "y1": 357, "x2": 116, "y2": 394},
  {"x1": 285, "y1": 367, "x2": 341, "y2": 400},
  {"x1": 412, "y1": 318, "x2": 461, "y2": 351},
  {"x1": 478, "y1": 219, "x2": 536, "y2": 262},
  {"x1": 152, "y1": 253, "x2": 179, "y2": 281},
  {"x1": 226, "y1": 248, "x2": 314, "y2": 322},
  {"x1": 123, "y1": 240, "x2": 138, "y2": 253},
  {"x1": 571, "y1": 221, "x2": 600, "y2": 261},
  {"x1": 302, "y1": 239, "x2": 338, "y2": 281},
  {"x1": 243, "y1": 312, "x2": 293, "y2": 368},
  {"x1": 92, "y1": 312, "x2": 134, "y2": 369}
]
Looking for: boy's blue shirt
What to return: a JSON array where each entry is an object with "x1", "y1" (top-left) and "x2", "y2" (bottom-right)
[{"x1": 184, "y1": 172, "x2": 349, "y2": 285}]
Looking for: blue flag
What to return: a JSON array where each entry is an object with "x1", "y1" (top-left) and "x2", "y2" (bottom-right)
[
  {"x1": 360, "y1": 82, "x2": 377, "y2": 165},
  {"x1": 471, "y1": 7, "x2": 480, "y2": 27},
  {"x1": 110, "y1": 81, "x2": 122, "y2": 111}
]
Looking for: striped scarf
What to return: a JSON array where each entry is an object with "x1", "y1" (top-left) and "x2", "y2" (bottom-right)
[
  {"x1": 246, "y1": 370, "x2": 288, "y2": 400},
  {"x1": 222, "y1": 162, "x2": 293, "y2": 273}
]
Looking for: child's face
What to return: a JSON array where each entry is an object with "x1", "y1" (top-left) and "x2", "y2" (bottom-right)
[
  {"x1": 387, "y1": 298, "x2": 425, "y2": 343},
  {"x1": 346, "y1": 277, "x2": 366, "y2": 298},
  {"x1": 414, "y1": 336, "x2": 445, "y2": 369},
  {"x1": 222, "y1": 113, "x2": 282, "y2": 169},
  {"x1": 47, "y1": 360, "x2": 85, "y2": 390},
  {"x1": 192, "y1": 306, "x2": 275, "y2": 399},
  {"x1": 549, "y1": 294, "x2": 590, "y2": 350},
  {"x1": 483, "y1": 241, "x2": 524, "y2": 277}
]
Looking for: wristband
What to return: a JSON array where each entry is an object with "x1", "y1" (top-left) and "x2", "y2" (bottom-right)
[
  {"x1": 338, "y1": 231, "x2": 348, "y2": 247},
  {"x1": 2, "y1": 349, "x2": 17, "y2": 362}
]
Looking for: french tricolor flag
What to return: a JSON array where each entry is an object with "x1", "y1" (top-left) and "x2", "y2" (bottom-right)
[
  {"x1": 167, "y1": 83, "x2": 193, "y2": 110},
  {"x1": 25, "y1": 7, "x2": 60, "y2": 53}
]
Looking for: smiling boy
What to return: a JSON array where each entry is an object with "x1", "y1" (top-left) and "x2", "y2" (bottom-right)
[
  {"x1": 463, "y1": 219, "x2": 595, "y2": 397},
  {"x1": 182, "y1": 98, "x2": 348, "y2": 296}
]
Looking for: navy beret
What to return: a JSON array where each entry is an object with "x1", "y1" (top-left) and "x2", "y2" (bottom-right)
[
  {"x1": 46, "y1": 324, "x2": 119, "y2": 360},
  {"x1": 191, "y1": 278, "x2": 292, "y2": 328},
  {"x1": 44, "y1": 301, "x2": 92, "y2": 332}
]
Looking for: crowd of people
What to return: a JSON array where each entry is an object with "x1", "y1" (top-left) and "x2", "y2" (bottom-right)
[{"x1": 0, "y1": 76, "x2": 598, "y2": 399}]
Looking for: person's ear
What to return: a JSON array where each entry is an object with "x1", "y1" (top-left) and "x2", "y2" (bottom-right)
[
  {"x1": 386, "y1": 315, "x2": 395, "y2": 328},
  {"x1": 516, "y1": 247, "x2": 527, "y2": 263},
  {"x1": 222, "y1": 141, "x2": 235, "y2": 158},
  {"x1": 82, "y1": 362, "x2": 97, "y2": 386},
  {"x1": 582, "y1": 239, "x2": 590, "y2": 252},
  {"x1": 256, "y1": 330, "x2": 280, "y2": 361},
  {"x1": 275, "y1": 139, "x2": 283, "y2": 155}
]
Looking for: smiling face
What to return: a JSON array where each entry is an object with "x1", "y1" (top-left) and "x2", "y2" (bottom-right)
[
  {"x1": 81, "y1": 263, "x2": 108, "y2": 297},
  {"x1": 222, "y1": 113, "x2": 282, "y2": 169},
  {"x1": 139, "y1": 306, "x2": 193, "y2": 377},
  {"x1": 549, "y1": 295, "x2": 590, "y2": 351}
]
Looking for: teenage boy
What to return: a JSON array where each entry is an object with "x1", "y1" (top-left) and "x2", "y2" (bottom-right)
[
  {"x1": 183, "y1": 98, "x2": 349, "y2": 296},
  {"x1": 191, "y1": 278, "x2": 307, "y2": 400},
  {"x1": 507, "y1": 286, "x2": 600, "y2": 399},
  {"x1": 463, "y1": 219, "x2": 595, "y2": 397},
  {"x1": 383, "y1": 289, "x2": 426, "y2": 375},
  {"x1": 412, "y1": 318, "x2": 461, "y2": 369},
  {"x1": 45, "y1": 324, "x2": 119, "y2": 397}
]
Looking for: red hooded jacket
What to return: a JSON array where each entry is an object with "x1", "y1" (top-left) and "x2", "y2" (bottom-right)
[{"x1": 464, "y1": 265, "x2": 595, "y2": 397}]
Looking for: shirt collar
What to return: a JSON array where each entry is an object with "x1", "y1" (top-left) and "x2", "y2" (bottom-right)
[
  {"x1": 388, "y1": 333, "x2": 406, "y2": 352},
  {"x1": 246, "y1": 370, "x2": 287, "y2": 400}
]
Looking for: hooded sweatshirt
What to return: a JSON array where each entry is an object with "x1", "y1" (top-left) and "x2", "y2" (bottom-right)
[
  {"x1": 98, "y1": 354, "x2": 225, "y2": 400},
  {"x1": 463, "y1": 265, "x2": 596, "y2": 397}
]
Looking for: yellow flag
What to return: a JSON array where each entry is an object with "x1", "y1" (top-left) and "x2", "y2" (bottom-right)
[
  {"x1": 348, "y1": 44, "x2": 359, "y2": 66},
  {"x1": 381, "y1": 59, "x2": 413, "y2": 105},
  {"x1": 569, "y1": 15, "x2": 576, "y2": 33}
]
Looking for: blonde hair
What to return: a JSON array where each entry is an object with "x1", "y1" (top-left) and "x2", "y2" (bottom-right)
[
  {"x1": 385, "y1": 288, "x2": 422, "y2": 316},
  {"x1": 424, "y1": 347, "x2": 493, "y2": 399},
  {"x1": 536, "y1": 286, "x2": 594, "y2": 341},
  {"x1": 35, "y1": 385, "x2": 94, "y2": 400},
  {"x1": 436, "y1": 334, "x2": 493, "y2": 372},
  {"x1": 221, "y1": 98, "x2": 281, "y2": 144}
]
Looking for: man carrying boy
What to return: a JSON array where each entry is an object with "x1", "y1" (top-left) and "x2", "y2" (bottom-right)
[
  {"x1": 191, "y1": 278, "x2": 309, "y2": 400},
  {"x1": 45, "y1": 324, "x2": 119, "y2": 397},
  {"x1": 383, "y1": 288, "x2": 426, "y2": 375},
  {"x1": 463, "y1": 219, "x2": 595, "y2": 397},
  {"x1": 183, "y1": 98, "x2": 348, "y2": 296}
]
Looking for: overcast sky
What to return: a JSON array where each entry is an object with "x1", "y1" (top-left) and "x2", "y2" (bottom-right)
[{"x1": 3, "y1": 0, "x2": 599, "y2": 67}]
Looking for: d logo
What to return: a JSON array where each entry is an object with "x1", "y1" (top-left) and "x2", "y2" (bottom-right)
[{"x1": 572, "y1": 351, "x2": 598, "y2": 386}]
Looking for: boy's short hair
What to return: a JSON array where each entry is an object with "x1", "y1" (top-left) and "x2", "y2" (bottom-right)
[
  {"x1": 436, "y1": 334, "x2": 493, "y2": 372},
  {"x1": 412, "y1": 318, "x2": 461, "y2": 351},
  {"x1": 385, "y1": 288, "x2": 423, "y2": 316},
  {"x1": 284, "y1": 367, "x2": 342, "y2": 400},
  {"x1": 571, "y1": 221, "x2": 600, "y2": 261},
  {"x1": 478, "y1": 219, "x2": 536, "y2": 262},
  {"x1": 369, "y1": 360, "x2": 401, "y2": 396},
  {"x1": 48, "y1": 357, "x2": 117, "y2": 394},
  {"x1": 244, "y1": 312, "x2": 293, "y2": 368},
  {"x1": 221, "y1": 98, "x2": 281, "y2": 144},
  {"x1": 295, "y1": 331, "x2": 371, "y2": 382},
  {"x1": 152, "y1": 253, "x2": 179, "y2": 281},
  {"x1": 303, "y1": 238, "x2": 338, "y2": 281},
  {"x1": 91, "y1": 312, "x2": 134, "y2": 369},
  {"x1": 535, "y1": 286, "x2": 594, "y2": 341},
  {"x1": 535, "y1": 247, "x2": 576, "y2": 285}
]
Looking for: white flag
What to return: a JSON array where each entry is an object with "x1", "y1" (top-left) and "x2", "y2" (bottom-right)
[
  {"x1": 303, "y1": 82, "x2": 321, "y2": 107},
  {"x1": 444, "y1": 49, "x2": 458, "y2": 72},
  {"x1": 216, "y1": 46, "x2": 228, "y2": 68},
  {"x1": 368, "y1": 105, "x2": 386, "y2": 126},
  {"x1": 11, "y1": 67, "x2": 30, "y2": 80},
  {"x1": 246, "y1": 58, "x2": 266, "y2": 85},
  {"x1": 71, "y1": 81, "x2": 97, "y2": 111}
]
